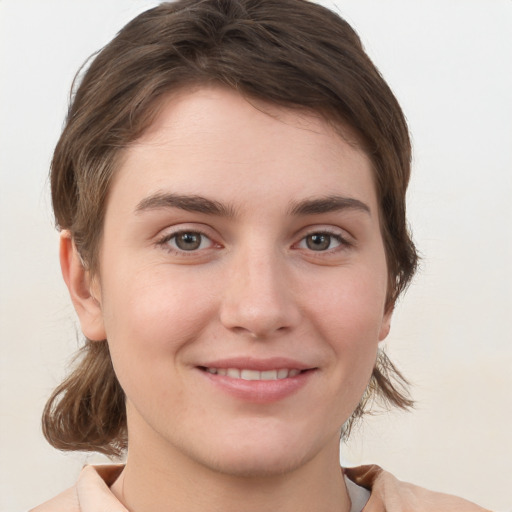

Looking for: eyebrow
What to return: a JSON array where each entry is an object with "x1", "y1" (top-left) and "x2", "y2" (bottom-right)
[
  {"x1": 135, "y1": 192, "x2": 237, "y2": 217},
  {"x1": 288, "y1": 195, "x2": 371, "y2": 216},
  {"x1": 135, "y1": 192, "x2": 371, "y2": 218}
]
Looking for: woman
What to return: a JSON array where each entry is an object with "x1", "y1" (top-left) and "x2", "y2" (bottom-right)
[{"x1": 30, "y1": 1, "x2": 491, "y2": 510}]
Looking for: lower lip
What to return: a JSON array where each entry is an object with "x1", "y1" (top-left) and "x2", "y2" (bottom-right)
[{"x1": 198, "y1": 369, "x2": 315, "y2": 403}]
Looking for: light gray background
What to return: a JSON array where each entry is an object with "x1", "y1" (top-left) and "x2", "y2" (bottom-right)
[{"x1": 1, "y1": 1, "x2": 511, "y2": 511}]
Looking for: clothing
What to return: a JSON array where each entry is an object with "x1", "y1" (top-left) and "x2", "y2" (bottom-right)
[
  {"x1": 346, "y1": 475, "x2": 371, "y2": 511},
  {"x1": 29, "y1": 464, "x2": 491, "y2": 512},
  {"x1": 343, "y1": 465, "x2": 492, "y2": 511}
]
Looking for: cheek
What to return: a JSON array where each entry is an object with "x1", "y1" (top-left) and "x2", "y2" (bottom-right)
[
  {"x1": 103, "y1": 263, "x2": 212, "y2": 336},
  {"x1": 309, "y1": 265, "x2": 388, "y2": 341},
  {"x1": 99, "y1": 266, "x2": 215, "y2": 391},
  {"x1": 304, "y1": 266, "x2": 386, "y2": 387}
]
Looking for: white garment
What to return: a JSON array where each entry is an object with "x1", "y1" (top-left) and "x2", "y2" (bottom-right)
[{"x1": 345, "y1": 475, "x2": 371, "y2": 512}]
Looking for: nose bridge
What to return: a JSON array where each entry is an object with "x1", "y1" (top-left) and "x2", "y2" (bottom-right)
[{"x1": 220, "y1": 238, "x2": 299, "y2": 337}]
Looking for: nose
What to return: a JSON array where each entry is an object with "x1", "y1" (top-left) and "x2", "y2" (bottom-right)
[{"x1": 219, "y1": 246, "x2": 301, "y2": 338}]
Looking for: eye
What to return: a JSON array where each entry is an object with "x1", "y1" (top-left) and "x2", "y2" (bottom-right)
[
  {"x1": 298, "y1": 232, "x2": 344, "y2": 251},
  {"x1": 161, "y1": 231, "x2": 214, "y2": 252}
]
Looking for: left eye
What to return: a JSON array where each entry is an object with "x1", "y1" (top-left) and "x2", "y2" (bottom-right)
[
  {"x1": 166, "y1": 231, "x2": 212, "y2": 251},
  {"x1": 299, "y1": 233, "x2": 343, "y2": 251}
]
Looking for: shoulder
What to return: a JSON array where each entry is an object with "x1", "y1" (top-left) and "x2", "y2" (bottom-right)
[
  {"x1": 29, "y1": 487, "x2": 79, "y2": 512},
  {"x1": 344, "y1": 465, "x2": 492, "y2": 512}
]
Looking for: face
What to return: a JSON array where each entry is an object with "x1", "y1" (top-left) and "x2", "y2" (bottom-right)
[{"x1": 75, "y1": 87, "x2": 391, "y2": 476}]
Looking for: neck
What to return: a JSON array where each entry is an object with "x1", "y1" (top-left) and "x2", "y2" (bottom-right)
[{"x1": 110, "y1": 427, "x2": 350, "y2": 512}]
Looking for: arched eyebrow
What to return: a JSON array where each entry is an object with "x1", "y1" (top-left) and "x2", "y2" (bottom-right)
[
  {"x1": 135, "y1": 192, "x2": 370, "y2": 218},
  {"x1": 135, "y1": 192, "x2": 237, "y2": 217},
  {"x1": 287, "y1": 195, "x2": 371, "y2": 216}
]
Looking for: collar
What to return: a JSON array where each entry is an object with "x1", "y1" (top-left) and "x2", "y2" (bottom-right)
[{"x1": 71, "y1": 463, "x2": 490, "y2": 512}]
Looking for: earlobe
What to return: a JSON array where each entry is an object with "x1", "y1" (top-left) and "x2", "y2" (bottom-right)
[
  {"x1": 378, "y1": 308, "x2": 393, "y2": 341},
  {"x1": 60, "y1": 231, "x2": 106, "y2": 341}
]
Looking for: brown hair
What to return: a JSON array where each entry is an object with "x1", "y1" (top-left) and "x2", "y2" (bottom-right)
[{"x1": 43, "y1": 0, "x2": 417, "y2": 457}]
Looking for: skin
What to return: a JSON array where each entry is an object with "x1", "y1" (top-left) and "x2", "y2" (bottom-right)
[{"x1": 62, "y1": 86, "x2": 391, "y2": 512}]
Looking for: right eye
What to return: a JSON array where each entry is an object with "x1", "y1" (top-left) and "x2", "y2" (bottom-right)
[{"x1": 160, "y1": 231, "x2": 214, "y2": 253}]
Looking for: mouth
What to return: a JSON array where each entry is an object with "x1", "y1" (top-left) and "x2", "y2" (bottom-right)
[
  {"x1": 198, "y1": 367, "x2": 308, "y2": 380},
  {"x1": 196, "y1": 362, "x2": 316, "y2": 403}
]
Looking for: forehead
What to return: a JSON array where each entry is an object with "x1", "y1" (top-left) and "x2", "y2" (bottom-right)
[
  {"x1": 111, "y1": 86, "x2": 377, "y2": 215},
  {"x1": 137, "y1": 86, "x2": 365, "y2": 161}
]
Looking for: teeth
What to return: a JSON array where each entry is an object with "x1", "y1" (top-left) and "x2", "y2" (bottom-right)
[
  {"x1": 241, "y1": 369, "x2": 260, "y2": 380},
  {"x1": 204, "y1": 367, "x2": 303, "y2": 380},
  {"x1": 277, "y1": 368, "x2": 289, "y2": 379}
]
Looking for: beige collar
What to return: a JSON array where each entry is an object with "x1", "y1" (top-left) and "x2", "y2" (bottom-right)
[{"x1": 31, "y1": 463, "x2": 491, "y2": 512}]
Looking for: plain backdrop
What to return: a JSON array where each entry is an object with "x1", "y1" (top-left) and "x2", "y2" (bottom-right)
[{"x1": 1, "y1": 1, "x2": 511, "y2": 511}]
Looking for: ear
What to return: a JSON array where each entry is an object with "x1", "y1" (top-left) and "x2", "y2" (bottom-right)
[
  {"x1": 378, "y1": 307, "x2": 393, "y2": 342},
  {"x1": 60, "y1": 231, "x2": 106, "y2": 341}
]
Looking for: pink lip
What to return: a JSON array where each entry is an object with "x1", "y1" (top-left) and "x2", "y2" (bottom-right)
[{"x1": 196, "y1": 357, "x2": 317, "y2": 403}]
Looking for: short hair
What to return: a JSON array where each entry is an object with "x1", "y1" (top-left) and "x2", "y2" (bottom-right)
[{"x1": 43, "y1": 0, "x2": 417, "y2": 457}]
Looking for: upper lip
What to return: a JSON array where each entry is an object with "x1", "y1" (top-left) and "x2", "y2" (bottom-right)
[{"x1": 197, "y1": 357, "x2": 315, "y2": 371}]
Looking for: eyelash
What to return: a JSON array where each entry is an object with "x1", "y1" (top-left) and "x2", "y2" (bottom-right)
[
  {"x1": 157, "y1": 229, "x2": 216, "y2": 256},
  {"x1": 295, "y1": 230, "x2": 351, "y2": 253},
  {"x1": 156, "y1": 228, "x2": 351, "y2": 256}
]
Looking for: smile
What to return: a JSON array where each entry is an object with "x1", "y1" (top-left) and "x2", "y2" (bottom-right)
[
  {"x1": 198, "y1": 364, "x2": 315, "y2": 403},
  {"x1": 201, "y1": 368, "x2": 303, "y2": 380}
]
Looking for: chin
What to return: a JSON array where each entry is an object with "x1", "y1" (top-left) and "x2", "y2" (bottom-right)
[
  {"x1": 202, "y1": 447, "x2": 311, "y2": 479},
  {"x1": 188, "y1": 426, "x2": 326, "y2": 479}
]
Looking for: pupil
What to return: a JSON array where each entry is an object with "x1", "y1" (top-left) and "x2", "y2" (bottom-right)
[
  {"x1": 307, "y1": 234, "x2": 330, "y2": 251},
  {"x1": 176, "y1": 232, "x2": 201, "y2": 250}
]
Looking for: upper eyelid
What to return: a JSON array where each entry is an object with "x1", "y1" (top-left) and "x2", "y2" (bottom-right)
[
  {"x1": 295, "y1": 225, "x2": 352, "y2": 240},
  {"x1": 156, "y1": 223, "x2": 217, "y2": 239}
]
